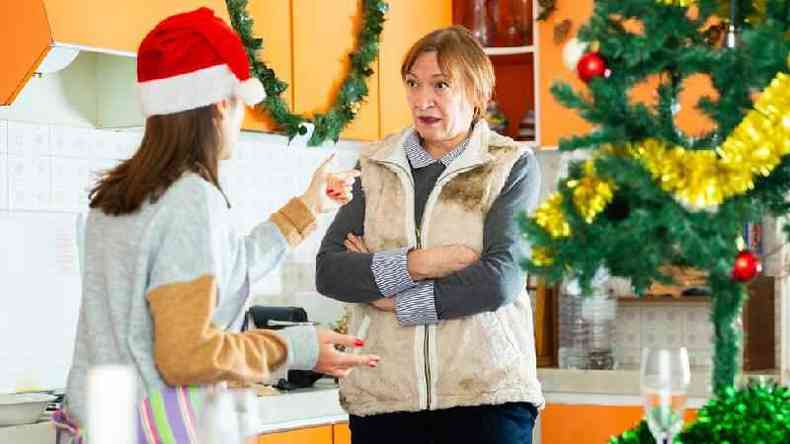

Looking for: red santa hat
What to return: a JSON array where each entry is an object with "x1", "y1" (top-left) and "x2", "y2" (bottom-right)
[{"x1": 136, "y1": 7, "x2": 265, "y2": 117}]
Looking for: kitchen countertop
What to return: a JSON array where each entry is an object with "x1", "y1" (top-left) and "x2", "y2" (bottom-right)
[
  {"x1": 537, "y1": 367, "x2": 780, "y2": 408},
  {"x1": 255, "y1": 378, "x2": 346, "y2": 434},
  {"x1": 0, "y1": 379, "x2": 347, "y2": 443},
  {"x1": 4, "y1": 371, "x2": 780, "y2": 441}
]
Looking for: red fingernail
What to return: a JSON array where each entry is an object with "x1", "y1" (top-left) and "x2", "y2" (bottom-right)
[
  {"x1": 354, "y1": 339, "x2": 365, "y2": 347},
  {"x1": 369, "y1": 362, "x2": 378, "y2": 368}
]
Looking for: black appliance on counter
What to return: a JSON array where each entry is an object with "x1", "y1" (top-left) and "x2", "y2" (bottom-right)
[{"x1": 243, "y1": 306, "x2": 324, "y2": 390}]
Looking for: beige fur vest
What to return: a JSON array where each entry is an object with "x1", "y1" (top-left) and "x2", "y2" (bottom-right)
[{"x1": 339, "y1": 122, "x2": 544, "y2": 416}]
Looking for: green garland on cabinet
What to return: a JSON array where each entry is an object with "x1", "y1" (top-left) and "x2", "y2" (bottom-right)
[
  {"x1": 226, "y1": 0, "x2": 388, "y2": 146},
  {"x1": 537, "y1": 0, "x2": 558, "y2": 20}
]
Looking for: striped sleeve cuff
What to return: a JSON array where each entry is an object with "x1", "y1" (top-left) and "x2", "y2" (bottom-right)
[
  {"x1": 371, "y1": 248, "x2": 416, "y2": 297},
  {"x1": 395, "y1": 281, "x2": 438, "y2": 326}
]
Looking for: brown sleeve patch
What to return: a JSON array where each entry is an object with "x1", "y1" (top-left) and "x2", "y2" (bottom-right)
[
  {"x1": 147, "y1": 274, "x2": 290, "y2": 386},
  {"x1": 269, "y1": 197, "x2": 317, "y2": 247}
]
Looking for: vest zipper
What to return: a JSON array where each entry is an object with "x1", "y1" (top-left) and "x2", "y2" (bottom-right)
[
  {"x1": 415, "y1": 226, "x2": 431, "y2": 410},
  {"x1": 382, "y1": 160, "x2": 431, "y2": 410},
  {"x1": 424, "y1": 322, "x2": 431, "y2": 410},
  {"x1": 380, "y1": 159, "x2": 485, "y2": 412}
]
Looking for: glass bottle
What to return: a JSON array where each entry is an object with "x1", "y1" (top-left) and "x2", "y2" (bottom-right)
[
  {"x1": 558, "y1": 280, "x2": 587, "y2": 369},
  {"x1": 485, "y1": 99, "x2": 509, "y2": 135},
  {"x1": 464, "y1": 0, "x2": 497, "y2": 47},
  {"x1": 502, "y1": 0, "x2": 532, "y2": 46},
  {"x1": 559, "y1": 269, "x2": 618, "y2": 370},
  {"x1": 583, "y1": 289, "x2": 618, "y2": 369},
  {"x1": 516, "y1": 109, "x2": 536, "y2": 141}
]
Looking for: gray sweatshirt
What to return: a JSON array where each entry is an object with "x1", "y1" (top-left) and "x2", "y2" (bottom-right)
[{"x1": 64, "y1": 174, "x2": 318, "y2": 426}]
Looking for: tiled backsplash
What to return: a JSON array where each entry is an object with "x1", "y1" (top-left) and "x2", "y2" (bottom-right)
[
  {"x1": 0, "y1": 119, "x2": 353, "y2": 393},
  {"x1": 0, "y1": 121, "x2": 136, "y2": 212},
  {"x1": 615, "y1": 303, "x2": 713, "y2": 369}
]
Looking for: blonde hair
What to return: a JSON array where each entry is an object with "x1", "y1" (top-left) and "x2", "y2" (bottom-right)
[{"x1": 401, "y1": 26, "x2": 495, "y2": 119}]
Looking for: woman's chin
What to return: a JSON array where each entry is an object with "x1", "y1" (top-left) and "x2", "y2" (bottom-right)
[{"x1": 414, "y1": 125, "x2": 443, "y2": 141}]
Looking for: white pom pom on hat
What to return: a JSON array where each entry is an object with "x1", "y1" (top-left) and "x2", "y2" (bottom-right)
[{"x1": 235, "y1": 76, "x2": 266, "y2": 106}]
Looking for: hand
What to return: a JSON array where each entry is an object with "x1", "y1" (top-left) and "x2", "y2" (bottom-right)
[
  {"x1": 407, "y1": 245, "x2": 480, "y2": 280},
  {"x1": 313, "y1": 329, "x2": 380, "y2": 378},
  {"x1": 344, "y1": 233, "x2": 370, "y2": 254},
  {"x1": 370, "y1": 297, "x2": 396, "y2": 312},
  {"x1": 345, "y1": 236, "x2": 396, "y2": 312},
  {"x1": 301, "y1": 155, "x2": 361, "y2": 214}
]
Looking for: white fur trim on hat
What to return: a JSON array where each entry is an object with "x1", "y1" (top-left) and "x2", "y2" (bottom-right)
[
  {"x1": 138, "y1": 64, "x2": 250, "y2": 116},
  {"x1": 236, "y1": 77, "x2": 265, "y2": 106}
]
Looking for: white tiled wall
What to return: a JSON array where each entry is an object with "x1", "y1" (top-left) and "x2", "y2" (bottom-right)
[
  {"x1": 0, "y1": 122, "x2": 136, "y2": 213},
  {"x1": 0, "y1": 121, "x2": 7, "y2": 209},
  {"x1": 217, "y1": 132, "x2": 357, "y2": 327},
  {"x1": 615, "y1": 303, "x2": 713, "y2": 369},
  {"x1": 0, "y1": 119, "x2": 355, "y2": 392}
]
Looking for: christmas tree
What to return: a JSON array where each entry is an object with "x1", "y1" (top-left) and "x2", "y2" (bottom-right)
[{"x1": 520, "y1": 0, "x2": 790, "y2": 396}]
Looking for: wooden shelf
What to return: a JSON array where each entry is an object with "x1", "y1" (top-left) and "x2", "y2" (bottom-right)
[
  {"x1": 490, "y1": 52, "x2": 534, "y2": 138},
  {"x1": 452, "y1": 0, "x2": 538, "y2": 140},
  {"x1": 484, "y1": 45, "x2": 534, "y2": 56}
]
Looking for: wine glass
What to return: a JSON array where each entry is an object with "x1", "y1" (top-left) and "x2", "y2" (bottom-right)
[{"x1": 640, "y1": 347, "x2": 691, "y2": 444}]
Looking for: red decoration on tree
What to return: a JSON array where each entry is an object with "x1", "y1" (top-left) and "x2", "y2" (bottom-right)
[
  {"x1": 731, "y1": 250, "x2": 761, "y2": 282},
  {"x1": 577, "y1": 52, "x2": 608, "y2": 83}
]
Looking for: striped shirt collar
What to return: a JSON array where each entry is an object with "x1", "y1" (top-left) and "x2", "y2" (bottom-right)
[{"x1": 403, "y1": 130, "x2": 470, "y2": 169}]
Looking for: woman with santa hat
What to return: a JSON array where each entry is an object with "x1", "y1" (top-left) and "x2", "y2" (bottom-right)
[{"x1": 54, "y1": 8, "x2": 378, "y2": 443}]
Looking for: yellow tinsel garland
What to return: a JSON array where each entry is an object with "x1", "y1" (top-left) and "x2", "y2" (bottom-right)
[
  {"x1": 533, "y1": 193, "x2": 571, "y2": 238},
  {"x1": 531, "y1": 246, "x2": 555, "y2": 266},
  {"x1": 634, "y1": 72, "x2": 790, "y2": 209},
  {"x1": 657, "y1": 0, "x2": 695, "y2": 6},
  {"x1": 529, "y1": 70, "x2": 790, "y2": 264},
  {"x1": 531, "y1": 161, "x2": 614, "y2": 239},
  {"x1": 568, "y1": 160, "x2": 617, "y2": 223}
]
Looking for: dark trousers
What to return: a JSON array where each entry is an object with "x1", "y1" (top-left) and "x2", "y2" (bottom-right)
[{"x1": 349, "y1": 402, "x2": 538, "y2": 444}]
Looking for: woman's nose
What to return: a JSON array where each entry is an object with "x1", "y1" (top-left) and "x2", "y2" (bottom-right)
[{"x1": 414, "y1": 87, "x2": 435, "y2": 109}]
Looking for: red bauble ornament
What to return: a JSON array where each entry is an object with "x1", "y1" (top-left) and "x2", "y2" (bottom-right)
[
  {"x1": 731, "y1": 250, "x2": 761, "y2": 282},
  {"x1": 577, "y1": 52, "x2": 608, "y2": 83}
]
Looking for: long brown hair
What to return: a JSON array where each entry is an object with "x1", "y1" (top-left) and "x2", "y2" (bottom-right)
[{"x1": 89, "y1": 104, "x2": 227, "y2": 216}]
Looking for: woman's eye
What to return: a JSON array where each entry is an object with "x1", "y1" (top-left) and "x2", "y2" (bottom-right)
[
  {"x1": 405, "y1": 79, "x2": 418, "y2": 88},
  {"x1": 435, "y1": 81, "x2": 449, "y2": 90}
]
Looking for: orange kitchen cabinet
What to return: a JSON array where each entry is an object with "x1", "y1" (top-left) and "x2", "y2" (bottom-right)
[
  {"x1": 0, "y1": 0, "x2": 230, "y2": 105},
  {"x1": 333, "y1": 422, "x2": 351, "y2": 444},
  {"x1": 378, "y1": 0, "x2": 453, "y2": 137},
  {"x1": 258, "y1": 425, "x2": 333, "y2": 444},
  {"x1": 32, "y1": 0, "x2": 231, "y2": 54},
  {"x1": 541, "y1": 404, "x2": 698, "y2": 444},
  {"x1": 291, "y1": 0, "x2": 381, "y2": 141},
  {"x1": 1, "y1": 0, "x2": 286, "y2": 132},
  {"x1": 536, "y1": 0, "x2": 718, "y2": 147},
  {"x1": 0, "y1": 1, "x2": 50, "y2": 105}
]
